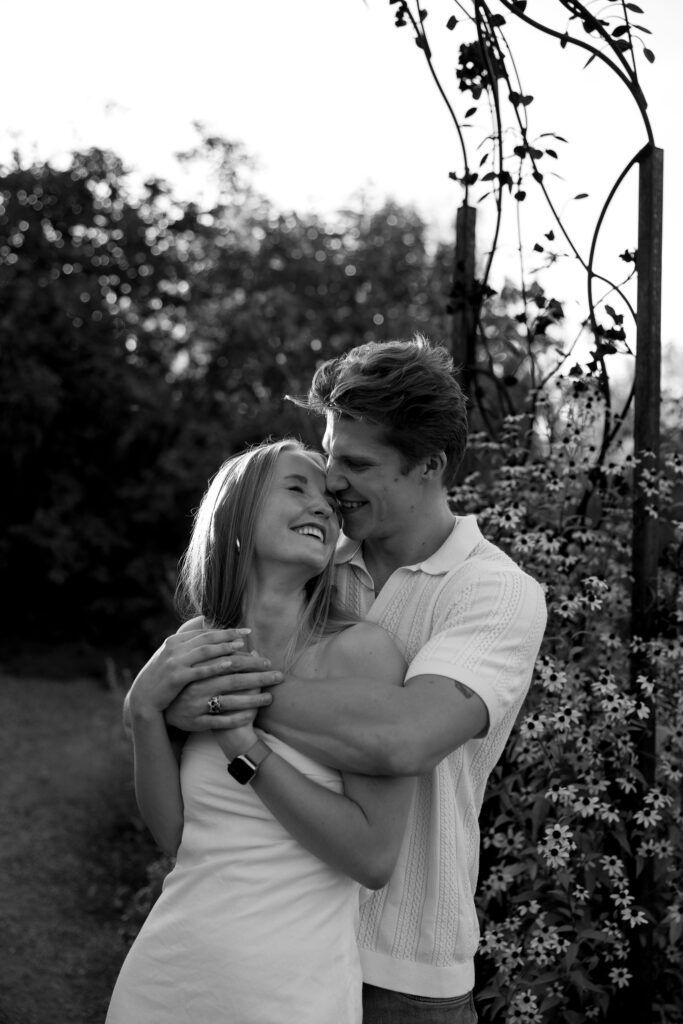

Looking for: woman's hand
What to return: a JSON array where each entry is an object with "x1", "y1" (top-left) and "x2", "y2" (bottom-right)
[
  {"x1": 129, "y1": 625, "x2": 254, "y2": 718},
  {"x1": 163, "y1": 643, "x2": 283, "y2": 732}
]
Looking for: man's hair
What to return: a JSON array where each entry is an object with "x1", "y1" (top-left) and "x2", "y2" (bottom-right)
[{"x1": 297, "y1": 335, "x2": 468, "y2": 489}]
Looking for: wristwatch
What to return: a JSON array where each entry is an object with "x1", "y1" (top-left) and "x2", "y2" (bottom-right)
[{"x1": 227, "y1": 739, "x2": 272, "y2": 785}]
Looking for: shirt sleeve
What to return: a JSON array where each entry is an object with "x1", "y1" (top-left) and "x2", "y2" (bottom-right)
[{"x1": 403, "y1": 564, "x2": 547, "y2": 731}]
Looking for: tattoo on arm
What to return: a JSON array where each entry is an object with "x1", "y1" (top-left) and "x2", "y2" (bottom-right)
[{"x1": 453, "y1": 680, "x2": 475, "y2": 699}]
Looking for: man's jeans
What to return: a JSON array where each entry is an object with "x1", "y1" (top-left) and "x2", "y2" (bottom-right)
[{"x1": 362, "y1": 983, "x2": 478, "y2": 1024}]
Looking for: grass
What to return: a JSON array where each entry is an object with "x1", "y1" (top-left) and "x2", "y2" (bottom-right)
[{"x1": 0, "y1": 672, "x2": 157, "y2": 1024}]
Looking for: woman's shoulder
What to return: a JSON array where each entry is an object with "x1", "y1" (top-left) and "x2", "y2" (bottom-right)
[{"x1": 324, "y1": 622, "x2": 405, "y2": 681}]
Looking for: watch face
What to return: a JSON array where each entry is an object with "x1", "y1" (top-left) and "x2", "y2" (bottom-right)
[{"x1": 228, "y1": 755, "x2": 256, "y2": 785}]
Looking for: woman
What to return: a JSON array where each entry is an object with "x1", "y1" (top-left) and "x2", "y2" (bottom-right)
[{"x1": 106, "y1": 439, "x2": 413, "y2": 1024}]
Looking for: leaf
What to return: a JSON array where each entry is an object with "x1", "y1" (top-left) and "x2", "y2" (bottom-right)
[
  {"x1": 625, "y1": 3, "x2": 644, "y2": 11},
  {"x1": 533, "y1": 243, "x2": 544, "y2": 252},
  {"x1": 546, "y1": 148, "x2": 558, "y2": 158},
  {"x1": 465, "y1": 107, "x2": 477, "y2": 117},
  {"x1": 514, "y1": 190, "x2": 526, "y2": 201},
  {"x1": 612, "y1": 25, "x2": 629, "y2": 37},
  {"x1": 476, "y1": 987, "x2": 501, "y2": 1000},
  {"x1": 643, "y1": 47, "x2": 655, "y2": 62},
  {"x1": 446, "y1": 15, "x2": 457, "y2": 29},
  {"x1": 543, "y1": 132, "x2": 568, "y2": 144},
  {"x1": 489, "y1": 13, "x2": 506, "y2": 27},
  {"x1": 415, "y1": 35, "x2": 432, "y2": 58},
  {"x1": 545, "y1": 230, "x2": 555, "y2": 241},
  {"x1": 574, "y1": 193, "x2": 589, "y2": 199}
]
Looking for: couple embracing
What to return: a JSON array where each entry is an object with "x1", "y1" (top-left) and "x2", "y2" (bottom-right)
[{"x1": 107, "y1": 336, "x2": 546, "y2": 1024}]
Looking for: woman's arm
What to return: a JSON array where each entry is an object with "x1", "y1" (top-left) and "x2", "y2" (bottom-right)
[
  {"x1": 253, "y1": 751, "x2": 412, "y2": 890},
  {"x1": 125, "y1": 634, "x2": 227, "y2": 857},
  {"x1": 214, "y1": 624, "x2": 414, "y2": 889},
  {"x1": 130, "y1": 705, "x2": 184, "y2": 857}
]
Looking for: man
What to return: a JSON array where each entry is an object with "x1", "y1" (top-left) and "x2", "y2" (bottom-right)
[{"x1": 133, "y1": 336, "x2": 547, "y2": 1022}]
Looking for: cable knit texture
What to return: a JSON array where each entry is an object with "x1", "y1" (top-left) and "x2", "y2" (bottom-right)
[{"x1": 334, "y1": 516, "x2": 547, "y2": 997}]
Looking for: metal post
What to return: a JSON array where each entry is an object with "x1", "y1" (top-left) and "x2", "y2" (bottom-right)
[
  {"x1": 451, "y1": 203, "x2": 477, "y2": 396},
  {"x1": 628, "y1": 142, "x2": 663, "y2": 1024}
]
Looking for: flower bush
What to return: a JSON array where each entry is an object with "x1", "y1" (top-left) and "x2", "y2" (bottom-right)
[{"x1": 450, "y1": 380, "x2": 683, "y2": 1023}]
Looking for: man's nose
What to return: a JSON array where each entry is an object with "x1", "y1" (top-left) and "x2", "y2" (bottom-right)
[{"x1": 325, "y1": 459, "x2": 346, "y2": 493}]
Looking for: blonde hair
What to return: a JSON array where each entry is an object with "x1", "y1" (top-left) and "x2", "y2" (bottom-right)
[{"x1": 176, "y1": 439, "x2": 349, "y2": 666}]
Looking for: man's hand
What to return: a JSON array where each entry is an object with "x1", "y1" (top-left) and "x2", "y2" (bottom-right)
[{"x1": 126, "y1": 626, "x2": 284, "y2": 733}]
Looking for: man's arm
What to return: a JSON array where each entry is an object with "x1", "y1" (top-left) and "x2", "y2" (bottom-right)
[
  {"x1": 259, "y1": 572, "x2": 547, "y2": 776},
  {"x1": 257, "y1": 673, "x2": 488, "y2": 777}
]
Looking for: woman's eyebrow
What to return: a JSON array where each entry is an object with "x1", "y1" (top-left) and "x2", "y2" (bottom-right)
[{"x1": 283, "y1": 473, "x2": 310, "y2": 484}]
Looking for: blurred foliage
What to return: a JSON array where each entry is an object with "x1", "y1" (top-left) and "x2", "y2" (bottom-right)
[{"x1": 0, "y1": 132, "x2": 468, "y2": 650}]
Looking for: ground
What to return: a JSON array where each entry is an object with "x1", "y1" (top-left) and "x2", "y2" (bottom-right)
[{"x1": 0, "y1": 673, "x2": 150, "y2": 1024}]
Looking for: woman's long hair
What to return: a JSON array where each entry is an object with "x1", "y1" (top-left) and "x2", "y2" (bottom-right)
[{"x1": 176, "y1": 439, "x2": 349, "y2": 667}]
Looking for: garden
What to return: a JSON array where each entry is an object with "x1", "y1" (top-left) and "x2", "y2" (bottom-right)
[{"x1": 1, "y1": 2, "x2": 681, "y2": 1022}]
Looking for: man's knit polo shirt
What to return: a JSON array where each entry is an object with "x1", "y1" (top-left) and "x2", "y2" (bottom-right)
[{"x1": 332, "y1": 515, "x2": 547, "y2": 998}]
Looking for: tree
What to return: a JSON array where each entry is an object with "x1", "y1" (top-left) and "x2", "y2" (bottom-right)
[{"x1": 0, "y1": 138, "x2": 459, "y2": 649}]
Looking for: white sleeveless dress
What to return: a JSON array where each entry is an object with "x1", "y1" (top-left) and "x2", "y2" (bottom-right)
[{"x1": 106, "y1": 730, "x2": 362, "y2": 1024}]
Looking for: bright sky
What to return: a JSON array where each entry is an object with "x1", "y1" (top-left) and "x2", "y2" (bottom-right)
[{"x1": 3, "y1": 0, "x2": 681, "y2": 355}]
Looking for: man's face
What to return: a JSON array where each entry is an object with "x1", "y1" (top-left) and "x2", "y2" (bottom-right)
[{"x1": 322, "y1": 414, "x2": 424, "y2": 543}]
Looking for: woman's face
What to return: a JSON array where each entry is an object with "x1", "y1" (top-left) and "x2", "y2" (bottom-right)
[{"x1": 252, "y1": 449, "x2": 340, "y2": 577}]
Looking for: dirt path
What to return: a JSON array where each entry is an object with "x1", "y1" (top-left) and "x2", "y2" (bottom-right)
[{"x1": 0, "y1": 674, "x2": 138, "y2": 1024}]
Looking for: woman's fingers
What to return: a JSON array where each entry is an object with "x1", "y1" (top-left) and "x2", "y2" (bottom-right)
[
  {"x1": 176, "y1": 628, "x2": 252, "y2": 649},
  {"x1": 206, "y1": 709, "x2": 260, "y2": 730},
  {"x1": 164, "y1": 673, "x2": 282, "y2": 732},
  {"x1": 190, "y1": 654, "x2": 277, "y2": 681}
]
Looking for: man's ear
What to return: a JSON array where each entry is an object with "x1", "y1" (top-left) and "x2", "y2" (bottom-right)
[{"x1": 421, "y1": 451, "x2": 447, "y2": 481}]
